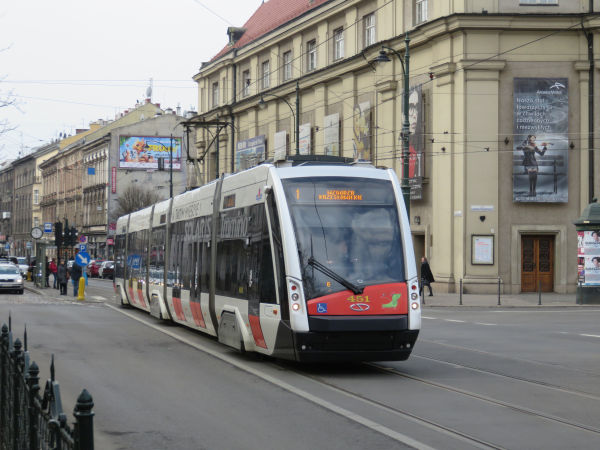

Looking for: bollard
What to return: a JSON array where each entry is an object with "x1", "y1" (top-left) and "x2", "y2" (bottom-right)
[
  {"x1": 459, "y1": 279, "x2": 463, "y2": 306},
  {"x1": 538, "y1": 280, "x2": 542, "y2": 306},
  {"x1": 497, "y1": 277, "x2": 501, "y2": 306},
  {"x1": 77, "y1": 277, "x2": 85, "y2": 301}
]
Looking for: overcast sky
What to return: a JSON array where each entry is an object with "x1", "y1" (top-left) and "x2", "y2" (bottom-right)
[{"x1": 0, "y1": 0, "x2": 261, "y2": 160}]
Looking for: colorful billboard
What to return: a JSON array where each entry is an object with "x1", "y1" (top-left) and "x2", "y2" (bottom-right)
[
  {"x1": 352, "y1": 101, "x2": 371, "y2": 161},
  {"x1": 577, "y1": 230, "x2": 600, "y2": 286},
  {"x1": 119, "y1": 136, "x2": 182, "y2": 170},
  {"x1": 513, "y1": 78, "x2": 569, "y2": 203}
]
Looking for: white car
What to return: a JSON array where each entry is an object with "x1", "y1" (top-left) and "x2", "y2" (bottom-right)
[
  {"x1": 0, "y1": 263, "x2": 24, "y2": 294},
  {"x1": 16, "y1": 257, "x2": 29, "y2": 275}
]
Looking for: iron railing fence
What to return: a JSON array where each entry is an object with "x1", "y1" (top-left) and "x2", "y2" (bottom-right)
[{"x1": 0, "y1": 315, "x2": 94, "y2": 450}]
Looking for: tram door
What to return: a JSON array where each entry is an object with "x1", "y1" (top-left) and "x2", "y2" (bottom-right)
[{"x1": 521, "y1": 235, "x2": 554, "y2": 292}]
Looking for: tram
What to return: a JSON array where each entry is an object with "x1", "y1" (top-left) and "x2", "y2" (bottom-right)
[{"x1": 114, "y1": 158, "x2": 421, "y2": 362}]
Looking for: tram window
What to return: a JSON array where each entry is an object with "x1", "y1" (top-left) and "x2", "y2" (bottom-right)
[
  {"x1": 267, "y1": 191, "x2": 287, "y2": 314},
  {"x1": 200, "y1": 242, "x2": 210, "y2": 293}
]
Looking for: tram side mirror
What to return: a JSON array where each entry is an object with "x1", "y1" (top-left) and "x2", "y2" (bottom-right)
[{"x1": 263, "y1": 186, "x2": 272, "y2": 198}]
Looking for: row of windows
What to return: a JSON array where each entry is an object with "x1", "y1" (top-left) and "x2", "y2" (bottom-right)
[
  {"x1": 210, "y1": 11, "x2": 380, "y2": 108},
  {"x1": 118, "y1": 204, "x2": 278, "y2": 305}
]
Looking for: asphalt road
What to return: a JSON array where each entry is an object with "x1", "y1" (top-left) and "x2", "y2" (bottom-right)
[{"x1": 1, "y1": 281, "x2": 599, "y2": 449}]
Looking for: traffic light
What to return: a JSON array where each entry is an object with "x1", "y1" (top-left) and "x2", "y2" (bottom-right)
[
  {"x1": 63, "y1": 226, "x2": 78, "y2": 247},
  {"x1": 54, "y1": 221, "x2": 63, "y2": 248}
]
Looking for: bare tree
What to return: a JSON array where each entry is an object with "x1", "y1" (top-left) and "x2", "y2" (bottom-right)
[
  {"x1": 0, "y1": 75, "x2": 17, "y2": 139},
  {"x1": 112, "y1": 184, "x2": 160, "y2": 220}
]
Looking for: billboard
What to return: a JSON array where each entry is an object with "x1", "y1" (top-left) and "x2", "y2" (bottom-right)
[
  {"x1": 324, "y1": 113, "x2": 340, "y2": 156},
  {"x1": 352, "y1": 101, "x2": 371, "y2": 161},
  {"x1": 299, "y1": 123, "x2": 311, "y2": 155},
  {"x1": 236, "y1": 135, "x2": 266, "y2": 171},
  {"x1": 273, "y1": 131, "x2": 287, "y2": 162},
  {"x1": 402, "y1": 85, "x2": 424, "y2": 200},
  {"x1": 577, "y1": 230, "x2": 600, "y2": 286},
  {"x1": 513, "y1": 78, "x2": 569, "y2": 202},
  {"x1": 119, "y1": 136, "x2": 182, "y2": 170}
]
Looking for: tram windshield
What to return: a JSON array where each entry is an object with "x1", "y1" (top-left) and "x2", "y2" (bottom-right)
[{"x1": 282, "y1": 177, "x2": 405, "y2": 300}]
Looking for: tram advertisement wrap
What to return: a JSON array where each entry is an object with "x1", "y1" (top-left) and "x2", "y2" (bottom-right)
[
  {"x1": 577, "y1": 230, "x2": 600, "y2": 286},
  {"x1": 512, "y1": 78, "x2": 569, "y2": 203}
]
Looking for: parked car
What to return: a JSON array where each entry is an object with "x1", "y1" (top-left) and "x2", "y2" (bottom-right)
[
  {"x1": 86, "y1": 259, "x2": 104, "y2": 278},
  {"x1": 99, "y1": 261, "x2": 114, "y2": 279},
  {"x1": 15, "y1": 257, "x2": 29, "y2": 276},
  {"x1": 0, "y1": 263, "x2": 24, "y2": 294}
]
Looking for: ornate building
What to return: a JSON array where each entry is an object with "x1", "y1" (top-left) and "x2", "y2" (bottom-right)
[{"x1": 190, "y1": 0, "x2": 600, "y2": 294}]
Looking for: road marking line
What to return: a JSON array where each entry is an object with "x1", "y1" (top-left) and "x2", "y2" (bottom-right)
[
  {"x1": 580, "y1": 334, "x2": 600, "y2": 339},
  {"x1": 445, "y1": 319, "x2": 465, "y2": 323},
  {"x1": 106, "y1": 304, "x2": 434, "y2": 450},
  {"x1": 474, "y1": 322, "x2": 497, "y2": 326}
]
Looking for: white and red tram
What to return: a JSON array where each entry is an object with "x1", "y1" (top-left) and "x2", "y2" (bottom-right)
[{"x1": 114, "y1": 159, "x2": 421, "y2": 362}]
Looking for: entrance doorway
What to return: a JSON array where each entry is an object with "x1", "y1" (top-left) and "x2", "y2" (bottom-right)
[
  {"x1": 521, "y1": 235, "x2": 554, "y2": 292},
  {"x1": 413, "y1": 234, "x2": 425, "y2": 278}
]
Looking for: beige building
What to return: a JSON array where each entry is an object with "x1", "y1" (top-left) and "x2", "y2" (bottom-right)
[
  {"x1": 191, "y1": 0, "x2": 600, "y2": 294},
  {"x1": 40, "y1": 101, "x2": 163, "y2": 259}
]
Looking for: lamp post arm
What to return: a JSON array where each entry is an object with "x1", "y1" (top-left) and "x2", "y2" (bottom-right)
[{"x1": 381, "y1": 45, "x2": 406, "y2": 77}]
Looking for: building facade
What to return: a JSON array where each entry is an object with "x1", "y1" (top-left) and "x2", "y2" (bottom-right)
[
  {"x1": 11, "y1": 154, "x2": 36, "y2": 257},
  {"x1": 84, "y1": 111, "x2": 187, "y2": 259},
  {"x1": 0, "y1": 161, "x2": 15, "y2": 253},
  {"x1": 40, "y1": 102, "x2": 163, "y2": 259},
  {"x1": 191, "y1": 0, "x2": 600, "y2": 294}
]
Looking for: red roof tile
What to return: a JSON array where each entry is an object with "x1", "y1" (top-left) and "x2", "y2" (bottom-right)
[{"x1": 211, "y1": 0, "x2": 330, "y2": 61}]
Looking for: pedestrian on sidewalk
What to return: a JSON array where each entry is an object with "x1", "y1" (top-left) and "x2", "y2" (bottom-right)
[
  {"x1": 69, "y1": 262, "x2": 82, "y2": 297},
  {"x1": 44, "y1": 257, "x2": 50, "y2": 287},
  {"x1": 57, "y1": 260, "x2": 68, "y2": 295},
  {"x1": 420, "y1": 256, "x2": 435, "y2": 297},
  {"x1": 49, "y1": 258, "x2": 58, "y2": 289}
]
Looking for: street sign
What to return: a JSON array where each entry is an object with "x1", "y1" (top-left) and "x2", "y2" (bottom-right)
[
  {"x1": 75, "y1": 252, "x2": 91, "y2": 267},
  {"x1": 79, "y1": 235, "x2": 87, "y2": 244},
  {"x1": 44, "y1": 222, "x2": 53, "y2": 233},
  {"x1": 26, "y1": 241, "x2": 32, "y2": 249},
  {"x1": 4, "y1": 243, "x2": 9, "y2": 251},
  {"x1": 79, "y1": 244, "x2": 87, "y2": 252}
]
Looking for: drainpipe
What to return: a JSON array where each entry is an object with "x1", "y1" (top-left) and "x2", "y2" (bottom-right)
[
  {"x1": 585, "y1": 11, "x2": 595, "y2": 202},
  {"x1": 231, "y1": 59, "x2": 237, "y2": 174}
]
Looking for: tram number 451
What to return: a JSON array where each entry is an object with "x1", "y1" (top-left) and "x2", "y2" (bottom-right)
[{"x1": 347, "y1": 295, "x2": 370, "y2": 303}]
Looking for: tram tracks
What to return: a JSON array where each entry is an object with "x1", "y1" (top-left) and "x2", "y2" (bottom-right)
[
  {"x1": 284, "y1": 362, "x2": 506, "y2": 450},
  {"x1": 366, "y1": 362, "x2": 600, "y2": 436}
]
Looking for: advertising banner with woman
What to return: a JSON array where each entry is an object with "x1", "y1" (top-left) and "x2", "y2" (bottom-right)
[{"x1": 513, "y1": 78, "x2": 568, "y2": 203}]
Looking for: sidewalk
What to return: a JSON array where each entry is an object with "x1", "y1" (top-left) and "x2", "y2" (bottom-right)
[
  {"x1": 24, "y1": 282, "x2": 105, "y2": 303},
  {"x1": 26, "y1": 281, "x2": 595, "y2": 308},
  {"x1": 419, "y1": 291, "x2": 589, "y2": 308}
]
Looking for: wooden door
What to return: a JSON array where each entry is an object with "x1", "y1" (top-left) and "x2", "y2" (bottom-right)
[{"x1": 521, "y1": 235, "x2": 554, "y2": 292}]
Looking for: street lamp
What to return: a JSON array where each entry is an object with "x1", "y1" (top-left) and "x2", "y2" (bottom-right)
[
  {"x1": 374, "y1": 33, "x2": 411, "y2": 219},
  {"x1": 258, "y1": 80, "x2": 300, "y2": 156},
  {"x1": 145, "y1": 135, "x2": 174, "y2": 198}
]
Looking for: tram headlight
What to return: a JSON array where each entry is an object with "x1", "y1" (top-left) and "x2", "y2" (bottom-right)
[
  {"x1": 411, "y1": 302, "x2": 419, "y2": 310},
  {"x1": 292, "y1": 303, "x2": 300, "y2": 311},
  {"x1": 411, "y1": 292, "x2": 418, "y2": 300},
  {"x1": 291, "y1": 292, "x2": 300, "y2": 301}
]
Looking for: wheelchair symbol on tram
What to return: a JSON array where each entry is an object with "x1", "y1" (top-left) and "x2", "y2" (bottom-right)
[{"x1": 317, "y1": 303, "x2": 328, "y2": 314}]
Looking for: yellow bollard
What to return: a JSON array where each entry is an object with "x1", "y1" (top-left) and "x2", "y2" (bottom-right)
[{"x1": 78, "y1": 276, "x2": 85, "y2": 301}]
